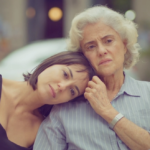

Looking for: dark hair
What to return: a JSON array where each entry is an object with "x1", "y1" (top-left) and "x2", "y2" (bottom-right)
[{"x1": 23, "y1": 51, "x2": 95, "y2": 117}]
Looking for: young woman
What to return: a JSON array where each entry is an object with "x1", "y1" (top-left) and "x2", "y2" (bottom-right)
[{"x1": 0, "y1": 51, "x2": 95, "y2": 150}]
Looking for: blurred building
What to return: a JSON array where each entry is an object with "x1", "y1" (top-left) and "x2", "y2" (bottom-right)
[
  {"x1": 0, "y1": 0, "x2": 150, "y2": 50},
  {"x1": 0, "y1": 0, "x2": 150, "y2": 80},
  {"x1": 132, "y1": 0, "x2": 150, "y2": 81},
  {"x1": 0, "y1": 0, "x2": 27, "y2": 59}
]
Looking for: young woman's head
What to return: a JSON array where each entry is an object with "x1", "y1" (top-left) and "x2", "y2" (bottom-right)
[{"x1": 23, "y1": 51, "x2": 95, "y2": 117}]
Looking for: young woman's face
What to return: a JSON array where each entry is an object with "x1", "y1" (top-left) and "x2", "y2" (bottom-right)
[{"x1": 37, "y1": 64, "x2": 89, "y2": 105}]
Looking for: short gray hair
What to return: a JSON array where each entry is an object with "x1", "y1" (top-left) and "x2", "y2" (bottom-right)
[{"x1": 67, "y1": 5, "x2": 141, "y2": 69}]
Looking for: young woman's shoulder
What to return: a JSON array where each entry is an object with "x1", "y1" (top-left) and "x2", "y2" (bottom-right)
[{"x1": 21, "y1": 111, "x2": 44, "y2": 147}]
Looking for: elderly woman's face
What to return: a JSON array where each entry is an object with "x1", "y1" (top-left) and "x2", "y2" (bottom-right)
[{"x1": 80, "y1": 21, "x2": 127, "y2": 77}]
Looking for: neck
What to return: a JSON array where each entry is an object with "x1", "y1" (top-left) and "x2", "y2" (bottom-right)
[
  {"x1": 100, "y1": 70, "x2": 125, "y2": 101},
  {"x1": 2, "y1": 78, "x2": 45, "y2": 114}
]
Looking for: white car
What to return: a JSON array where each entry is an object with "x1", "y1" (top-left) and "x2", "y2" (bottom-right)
[
  {"x1": 0, "y1": 38, "x2": 139, "y2": 81},
  {"x1": 0, "y1": 38, "x2": 67, "y2": 81}
]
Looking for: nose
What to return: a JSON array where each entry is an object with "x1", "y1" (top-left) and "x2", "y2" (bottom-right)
[
  {"x1": 58, "y1": 82, "x2": 68, "y2": 92},
  {"x1": 97, "y1": 43, "x2": 107, "y2": 56}
]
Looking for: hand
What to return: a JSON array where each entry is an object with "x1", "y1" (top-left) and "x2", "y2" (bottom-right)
[{"x1": 84, "y1": 76, "x2": 113, "y2": 117}]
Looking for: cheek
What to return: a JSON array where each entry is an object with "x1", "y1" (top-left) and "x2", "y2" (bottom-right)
[
  {"x1": 84, "y1": 52, "x2": 97, "y2": 65},
  {"x1": 79, "y1": 80, "x2": 89, "y2": 94},
  {"x1": 114, "y1": 51, "x2": 125, "y2": 66},
  {"x1": 119, "y1": 48, "x2": 126, "y2": 60},
  {"x1": 117, "y1": 42, "x2": 127, "y2": 56},
  {"x1": 58, "y1": 92, "x2": 71, "y2": 103}
]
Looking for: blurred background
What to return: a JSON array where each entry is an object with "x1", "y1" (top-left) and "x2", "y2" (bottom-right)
[{"x1": 0, "y1": 0, "x2": 150, "y2": 81}]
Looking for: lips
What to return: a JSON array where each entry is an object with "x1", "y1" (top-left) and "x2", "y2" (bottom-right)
[
  {"x1": 49, "y1": 85, "x2": 56, "y2": 98},
  {"x1": 99, "y1": 58, "x2": 112, "y2": 66}
]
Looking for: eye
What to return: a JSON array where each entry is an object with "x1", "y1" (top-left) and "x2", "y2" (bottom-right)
[
  {"x1": 106, "y1": 39, "x2": 112, "y2": 44},
  {"x1": 70, "y1": 88, "x2": 75, "y2": 96},
  {"x1": 63, "y1": 71, "x2": 68, "y2": 79},
  {"x1": 88, "y1": 45, "x2": 95, "y2": 50}
]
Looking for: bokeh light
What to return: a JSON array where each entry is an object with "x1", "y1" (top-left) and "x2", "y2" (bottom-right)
[
  {"x1": 26, "y1": 7, "x2": 36, "y2": 19},
  {"x1": 48, "y1": 7, "x2": 63, "y2": 21},
  {"x1": 125, "y1": 10, "x2": 136, "y2": 21}
]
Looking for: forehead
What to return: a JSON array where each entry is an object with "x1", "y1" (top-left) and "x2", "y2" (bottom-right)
[
  {"x1": 68, "y1": 64, "x2": 89, "y2": 79},
  {"x1": 81, "y1": 21, "x2": 119, "y2": 43},
  {"x1": 68, "y1": 64, "x2": 85, "y2": 70}
]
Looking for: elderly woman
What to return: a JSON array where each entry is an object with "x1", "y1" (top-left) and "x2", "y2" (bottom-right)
[{"x1": 34, "y1": 6, "x2": 150, "y2": 150}]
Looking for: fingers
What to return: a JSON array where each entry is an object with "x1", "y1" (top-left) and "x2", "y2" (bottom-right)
[
  {"x1": 85, "y1": 87, "x2": 97, "y2": 94},
  {"x1": 88, "y1": 76, "x2": 103, "y2": 87},
  {"x1": 92, "y1": 76, "x2": 102, "y2": 84},
  {"x1": 87, "y1": 76, "x2": 103, "y2": 89},
  {"x1": 88, "y1": 76, "x2": 106, "y2": 91},
  {"x1": 88, "y1": 81, "x2": 96, "y2": 89},
  {"x1": 85, "y1": 87, "x2": 91, "y2": 93},
  {"x1": 84, "y1": 91, "x2": 93, "y2": 102},
  {"x1": 84, "y1": 85, "x2": 98, "y2": 102}
]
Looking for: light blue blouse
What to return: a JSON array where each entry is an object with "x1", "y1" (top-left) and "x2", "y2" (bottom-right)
[{"x1": 34, "y1": 73, "x2": 150, "y2": 150}]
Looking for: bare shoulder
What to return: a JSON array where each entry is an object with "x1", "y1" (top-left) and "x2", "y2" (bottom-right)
[{"x1": 21, "y1": 111, "x2": 44, "y2": 146}]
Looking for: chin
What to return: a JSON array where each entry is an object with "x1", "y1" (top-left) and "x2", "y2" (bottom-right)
[{"x1": 97, "y1": 69, "x2": 115, "y2": 78}]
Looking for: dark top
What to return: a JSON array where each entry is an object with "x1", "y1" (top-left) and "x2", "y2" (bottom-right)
[{"x1": 0, "y1": 75, "x2": 33, "y2": 150}]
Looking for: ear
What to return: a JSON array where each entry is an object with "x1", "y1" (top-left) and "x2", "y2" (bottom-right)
[{"x1": 123, "y1": 39, "x2": 127, "y2": 54}]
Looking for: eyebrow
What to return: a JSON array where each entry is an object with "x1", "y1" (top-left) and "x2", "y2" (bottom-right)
[
  {"x1": 75, "y1": 86, "x2": 80, "y2": 96},
  {"x1": 67, "y1": 66, "x2": 73, "y2": 78},
  {"x1": 84, "y1": 34, "x2": 114, "y2": 47},
  {"x1": 84, "y1": 41, "x2": 95, "y2": 48},
  {"x1": 67, "y1": 66, "x2": 80, "y2": 95},
  {"x1": 102, "y1": 35, "x2": 114, "y2": 39}
]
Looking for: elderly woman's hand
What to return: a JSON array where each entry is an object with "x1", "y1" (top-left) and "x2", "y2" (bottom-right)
[{"x1": 84, "y1": 76, "x2": 114, "y2": 117}]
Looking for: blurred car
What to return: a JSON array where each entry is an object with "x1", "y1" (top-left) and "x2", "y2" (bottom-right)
[
  {"x1": 0, "y1": 38, "x2": 139, "y2": 81},
  {"x1": 0, "y1": 38, "x2": 67, "y2": 81}
]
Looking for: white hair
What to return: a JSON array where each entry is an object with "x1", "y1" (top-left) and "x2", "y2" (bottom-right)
[{"x1": 67, "y1": 5, "x2": 141, "y2": 69}]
